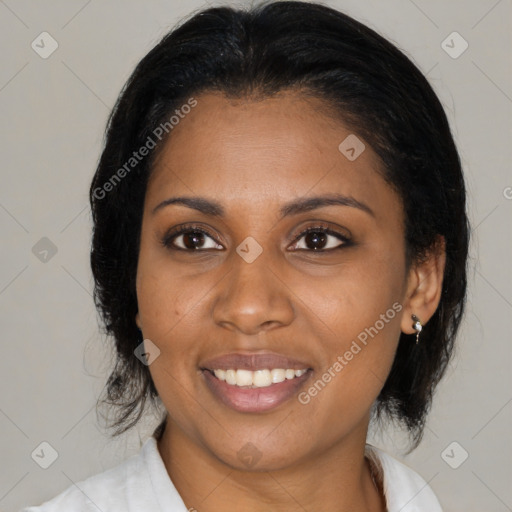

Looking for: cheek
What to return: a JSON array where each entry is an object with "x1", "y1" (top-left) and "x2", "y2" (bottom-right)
[
  {"x1": 136, "y1": 272, "x2": 204, "y2": 369},
  {"x1": 296, "y1": 298, "x2": 402, "y2": 442},
  {"x1": 136, "y1": 256, "x2": 203, "y2": 417},
  {"x1": 298, "y1": 245, "x2": 405, "y2": 336},
  {"x1": 135, "y1": 230, "x2": 218, "y2": 375},
  {"x1": 294, "y1": 246, "x2": 405, "y2": 407},
  {"x1": 136, "y1": 229, "x2": 194, "y2": 334}
]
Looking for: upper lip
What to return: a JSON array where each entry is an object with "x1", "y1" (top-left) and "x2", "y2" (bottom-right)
[{"x1": 200, "y1": 352, "x2": 313, "y2": 371}]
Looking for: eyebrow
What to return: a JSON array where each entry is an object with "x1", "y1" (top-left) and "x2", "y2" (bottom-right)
[{"x1": 152, "y1": 193, "x2": 374, "y2": 218}]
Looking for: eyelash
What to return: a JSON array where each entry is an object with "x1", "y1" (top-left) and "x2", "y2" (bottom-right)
[{"x1": 161, "y1": 223, "x2": 351, "y2": 253}]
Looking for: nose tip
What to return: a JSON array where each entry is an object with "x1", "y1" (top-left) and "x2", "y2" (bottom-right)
[{"x1": 212, "y1": 251, "x2": 295, "y2": 334}]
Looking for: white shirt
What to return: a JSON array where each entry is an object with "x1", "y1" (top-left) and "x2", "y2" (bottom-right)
[{"x1": 21, "y1": 436, "x2": 442, "y2": 512}]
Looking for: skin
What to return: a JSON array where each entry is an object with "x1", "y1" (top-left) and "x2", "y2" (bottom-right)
[{"x1": 135, "y1": 90, "x2": 446, "y2": 512}]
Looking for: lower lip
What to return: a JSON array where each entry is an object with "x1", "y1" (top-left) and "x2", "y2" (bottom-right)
[{"x1": 202, "y1": 370, "x2": 312, "y2": 413}]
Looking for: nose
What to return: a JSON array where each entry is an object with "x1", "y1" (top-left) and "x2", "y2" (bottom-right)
[{"x1": 212, "y1": 249, "x2": 295, "y2": 335}]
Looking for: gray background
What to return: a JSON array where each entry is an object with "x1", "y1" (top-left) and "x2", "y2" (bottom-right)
[{"x1": 0, "y1": 0, "x2": 511, "y2": 511}]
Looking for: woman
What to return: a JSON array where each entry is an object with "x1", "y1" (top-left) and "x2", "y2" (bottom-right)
[{"x1": 22, "y1": 1, "x2": 469, "y2": 511}]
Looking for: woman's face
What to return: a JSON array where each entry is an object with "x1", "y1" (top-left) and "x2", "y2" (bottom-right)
[{"x1": 136, "y1": 90, "x2": 413, "y2": 470}]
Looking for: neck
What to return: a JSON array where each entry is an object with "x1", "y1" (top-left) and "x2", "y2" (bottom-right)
[{"x1": 156, "y1": 417, "x2": 385, "y2": 512}]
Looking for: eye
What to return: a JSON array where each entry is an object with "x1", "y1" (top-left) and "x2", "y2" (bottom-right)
[
  {"x1": 290, "y1": 224, "x2": 351, "y2": 252},
  {"x1": 161, "y1": 223, "x2": 351, "y2": 252},
  {"x1": 161, "y1": 224, "x2": 223, "y2": 251}
]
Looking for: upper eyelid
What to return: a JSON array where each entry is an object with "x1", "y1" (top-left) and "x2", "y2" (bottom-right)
[{"x1": 291, "y1": 226, "x2": 350, "y2": 248}]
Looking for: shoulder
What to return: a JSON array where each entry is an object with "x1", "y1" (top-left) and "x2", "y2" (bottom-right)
[
  {"x1": 367, "y1": 445, "x2": 443, "y2": 512},
  {"x1": 20, "y1": 440, "x2": 150, "y2": 512},
  {"x1": 21, "y1": 435, "x2": 188, "y2": 512}
]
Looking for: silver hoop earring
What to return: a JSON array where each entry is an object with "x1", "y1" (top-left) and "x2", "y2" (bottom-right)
[{"x1": 411, "y1": 314, "x2": 422, "y2": 345}]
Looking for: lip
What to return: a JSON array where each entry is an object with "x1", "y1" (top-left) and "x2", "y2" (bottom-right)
[
  {"x1": 202, "y1": 367, "x2": 313, "y2": 413},
  {"x1": 200, "y1": 351, "x2": 313, "y2": 371}
]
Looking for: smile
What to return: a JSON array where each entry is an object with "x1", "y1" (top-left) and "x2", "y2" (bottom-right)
[
  {"x1": 202, "y1": 367, "x2": 312, "y2": 412},
  {"x1": 211, "y1": 368, "x2": 308, "y2": 388}
]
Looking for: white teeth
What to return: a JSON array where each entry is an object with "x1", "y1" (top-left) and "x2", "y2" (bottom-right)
[
  {"x1": 225, "y1": 369, "x2": 237, "y2": 385},
  {"x1": 210, "y1": 368, "x2": 309, "y2": 388},
  {"x1": 271, "y1": 368, "x2": 286, "y2": 383},
  {"x1": 236, "y1": 369, "x2": 253, "y2": 386},
  {"x1": 285, "y1": 369, "x2": 295, "y2": 380},
  {"x1": 213, "y1": 369, "x2": 226, "y2": 381},
  {"x1": 253, "y1": 369, "x2": 272, "y2": 387}
]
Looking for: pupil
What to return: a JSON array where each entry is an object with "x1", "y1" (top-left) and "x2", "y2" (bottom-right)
[
  {"x1": 306, "y1": 231, "x2": 326, "y2": 250},
  {"x1": 184, "y1": 231, "x2": 204, "y2": 249}
]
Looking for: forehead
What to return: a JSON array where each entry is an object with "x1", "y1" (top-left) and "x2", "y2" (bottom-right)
[{"x1": 147, "y1": 91, "x2": 400, "y2": 220}]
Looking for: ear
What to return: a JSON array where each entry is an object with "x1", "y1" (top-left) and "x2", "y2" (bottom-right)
[
  {"x1": 135, "y1": 312, "x2": 142, "y2": 330},
  {"x1": 400, "y1": 235, "x2": 446, "y2": 335}
]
